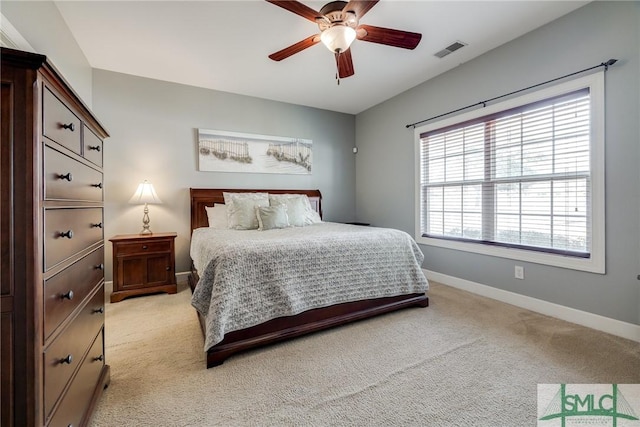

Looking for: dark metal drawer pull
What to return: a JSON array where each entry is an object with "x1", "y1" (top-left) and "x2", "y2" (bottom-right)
[
  {"x1": 61, "y1": 123, "x2": 75, "y2": 131},
  {"x1": 142, "y1": 245, "x2": 148, "y2": 250},
  {"x1": 60, "y1": 354, "x2": 73, "y2": 364},
  {"x1": 61, "y1": 290, "x2": 74, "y2": 300},
  {"x1": 93, "y1": 307, "x2": 104, "y2": 314},
  {"x1": 95, "y1": 263, "x2": 104, "y2": 270},
  {"x1": 59, "y1": 230, "x2": 74, "y2": 239},
  {"x1": 166, "y1": 266, "x2": 171, "y2": 271},
  {"x1": 91, "y1": 222, "x2": 103, "y2": 228},
  {"x1": 91, "y1": 182, "x2": 103, "y2": 189},
  {"x1": 58, "y1": 172, "x2": 73, "y2": 181},
  {"x1": 93, "y1": 354, "x2": 104, "y2": 362},
  {"x1": 88, "y1": 145, "x2": 101, "y2": 152}
]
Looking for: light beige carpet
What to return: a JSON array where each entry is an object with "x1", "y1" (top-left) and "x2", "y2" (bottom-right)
[{"x1": 90, "y1": 282, "x2": 640, "y2": 426}]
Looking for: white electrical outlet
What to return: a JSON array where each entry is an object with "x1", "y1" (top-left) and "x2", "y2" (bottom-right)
[{"x1": 515, "y1": 265, "x2": 524, "y2": 280}]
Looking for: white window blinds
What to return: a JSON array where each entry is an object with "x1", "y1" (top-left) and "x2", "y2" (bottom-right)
[{"x1": 419, "y1": 88, "x2": 591, "y2": 257}]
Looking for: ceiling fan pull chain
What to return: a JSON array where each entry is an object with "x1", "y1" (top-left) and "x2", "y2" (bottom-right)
[{"x1": 335, "y1": 51, "x2": 340, "y2": 85}]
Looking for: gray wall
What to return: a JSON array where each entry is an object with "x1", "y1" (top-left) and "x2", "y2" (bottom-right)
[
  {"x1": 355, "y1": 1, "x2": 640, "y2": 325},
  {"x1": 92, "y1": 70, "x2": 356, "y2": 281},
  {"x1": 1, "y1": 1, "x2": 93, "y2": 106}
]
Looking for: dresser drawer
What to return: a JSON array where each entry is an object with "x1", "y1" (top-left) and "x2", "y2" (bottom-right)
[
  {"x1": 116, "y1": 240, "x2": 172, "y2": 256},
  {"x1": 83, "y1": 125, "x2": 103, "y2": 167},
  {"x1": 44, "y1": 247, "x2": 105, "y2": 340},
  {"x1": 44, "y1": 145, "x2": 103, "y2": 202},
  {"x1": 44, "y1": 208, "x2": 104, "y2": 271},
  {"x1": 43, "y1": 87, "x2": 81, "y2": 155},
  {"x1": 43, "y1": 287, "x2": 104, "y2": 418},
  {"x1": 47, "y1": 329, "x2": 104, "y2": 427}
]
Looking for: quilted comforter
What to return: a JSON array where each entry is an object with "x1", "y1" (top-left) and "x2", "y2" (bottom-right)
[{"x1": 190, "y1": 222, "x2": 429, "y2": 351}]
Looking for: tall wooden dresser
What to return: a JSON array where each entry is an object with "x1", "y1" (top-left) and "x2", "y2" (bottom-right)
[{"x1": 1, "y1": 48, "x2": 110, "y2": 426}]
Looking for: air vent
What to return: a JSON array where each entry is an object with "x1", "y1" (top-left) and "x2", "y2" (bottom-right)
[{"x1": 434, "y1": 41, "x2": 467, "y2": 59}]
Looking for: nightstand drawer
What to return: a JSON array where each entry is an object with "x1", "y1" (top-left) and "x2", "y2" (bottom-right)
[
  {"x1": 44, "y1": 247, "x2": 105, "y2": 340},
  {"x1": 43, "y1": 286, "x2": 104, "y2": 418},
  {"x1": 44, "y1": 208, "x2": 104, "y2": 271},
  {"x1": 83, "y1": 125, "x2": 103, "y2": 167},
  {"x1": 47, "y1": 329, "x2": 104, "y2": 427},
  {"x1": 115, "y1": 240, "x2": 172, "y2": 256},
  {"x1": 44, "y1": 145, "x2": 104, "y2": 202},
  {"x1": 43, "y1": 87, "x2": 81, "y2": 155}
]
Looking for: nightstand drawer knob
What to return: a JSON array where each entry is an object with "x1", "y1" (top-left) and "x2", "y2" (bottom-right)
[
  {"x1": 88, "y1": 145, "x2": 101, "y2": 152},
  {"x1": 91, "y1": 222, "x2": 103, "y2": 228},
  {"x1": 93, "y1": 354, "x2": 104, "y2": 362},
  {"x1": 93, "y1": 307, "x2": 104, "y2": 314},
  {"x1": 142, "y1": 245, "x2": 148, "y2": 250},
  {"x1": 60, "y1": 354, "x2": 73, "y2": 364},
  {"x1": 95, "y1": 263, "x2": 104, "y2": 270},
  {"x1": 166, "y1": 266, "x2": 171, "y2": 271},
  {"x1": 61, "y1": 122, "x2": 75, "y2": 131},
  {"x1": 59, "y1": 230, "x2": 74, "y2": 239},
  {"x1": 61, "y1": 290, "x2": 74, "y2": 300},
  {"x1": 91, "y1": 182, "x2": 103, "y2": 189},
  {"x1": 58, "y1": 172, "x2": 73, "y2": 182}
]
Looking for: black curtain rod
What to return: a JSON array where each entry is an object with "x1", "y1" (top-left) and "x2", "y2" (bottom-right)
[{"x1": 405, "y1": 59, "x2": 618, "y2": 129}]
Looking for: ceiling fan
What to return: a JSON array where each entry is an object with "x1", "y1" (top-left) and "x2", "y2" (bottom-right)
[{"x1": 266, "y1": 0, "x2": 422, "y2": 83}]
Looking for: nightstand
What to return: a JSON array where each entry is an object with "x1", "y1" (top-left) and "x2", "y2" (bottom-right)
[{"x1": 109, "y1": 232, "x2": 177, "y2": 303}]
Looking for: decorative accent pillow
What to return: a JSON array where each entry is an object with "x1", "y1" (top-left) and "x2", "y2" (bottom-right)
[
  {"x1": 256, "y1": 205, "x2": 290, "y2": 231},
  {"x1": 205, "y1": 204, "x2": 228, "y2": 229},
  {"x1": 269, "y1": 194, "x2": 322, "y2": 225},
  {"x1": 268, "y1": 194, "x2": 309, "y2": 227},
  {"x1": 223, "y1": 192, "x2": 269, "y2": 230}
]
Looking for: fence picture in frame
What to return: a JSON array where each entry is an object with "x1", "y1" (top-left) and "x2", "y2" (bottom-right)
[{"x1": 197, "y1": 128, "x2": 312, "y2": 175}]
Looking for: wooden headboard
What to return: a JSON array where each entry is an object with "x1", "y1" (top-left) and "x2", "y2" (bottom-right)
[{"x1": 190, "y1": 188, "x2": 322, "y2": 233}]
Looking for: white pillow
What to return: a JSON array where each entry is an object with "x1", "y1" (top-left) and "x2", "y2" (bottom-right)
[
  {"x1": 205, "y1": 204, "x2": 228, "y2": 229},
  {"x1": 269, "y1": 194, "x2": 322, "y2": 226},
  {"x1": 268, "y1": 194, "x2": 308, "y2": 227},
  {"x1": 223, "y1": 192, "x2": 269, "y2": 230},
  {"x1": 256, "y1": 204, "x2": 290, "y2": 231}
]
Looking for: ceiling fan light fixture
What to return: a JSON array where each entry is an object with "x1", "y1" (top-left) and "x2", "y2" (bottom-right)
[{"x1": 320, "y1": 25, "x2": 356, "y2": 53}]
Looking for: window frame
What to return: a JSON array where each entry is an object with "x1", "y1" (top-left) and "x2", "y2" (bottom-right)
[{"x1": 414, "y1": 72, "x2": 605, "y2": 274}]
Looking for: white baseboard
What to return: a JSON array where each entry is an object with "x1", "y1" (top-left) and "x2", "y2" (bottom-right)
[
  {"x1": 176, "y1": 271, "x2": 190, "y2": 284},
  {"x1": 424, "y1": 269, "x2": 640, "y2": 343}
]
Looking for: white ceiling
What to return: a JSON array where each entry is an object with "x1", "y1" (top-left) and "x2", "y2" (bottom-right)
[{"x1": 55, "y1": 0, "x2": 589, "y2": 114}]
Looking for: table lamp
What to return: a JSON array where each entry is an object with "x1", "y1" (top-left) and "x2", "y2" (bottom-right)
[{"x1": 129, "y1": 180, "x2": 162, "y2": 234}]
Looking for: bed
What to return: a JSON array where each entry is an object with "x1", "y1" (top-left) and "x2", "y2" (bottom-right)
[{"x1": 189, "y1": 188, "x2": 429, "y2": 368}]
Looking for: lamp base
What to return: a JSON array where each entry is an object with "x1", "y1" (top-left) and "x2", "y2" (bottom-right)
[{"x1": 140, "y1": 203, "x2": 153, "y2": 235}]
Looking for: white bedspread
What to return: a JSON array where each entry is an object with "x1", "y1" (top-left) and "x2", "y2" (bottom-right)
[{"x1": 190, "y1": 222, "x2": 429, "y2": 351}]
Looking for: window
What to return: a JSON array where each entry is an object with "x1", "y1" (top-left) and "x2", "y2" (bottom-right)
[{"x1": 415, "y1": 73, "x2": 605, "y2": 273}]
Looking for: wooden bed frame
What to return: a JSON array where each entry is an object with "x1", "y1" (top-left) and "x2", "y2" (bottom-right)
[{"x1": 189, "y1": 188, "x2": 429, "y2": 368}]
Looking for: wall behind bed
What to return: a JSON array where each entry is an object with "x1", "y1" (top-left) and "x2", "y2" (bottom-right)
[{"x1": 92, "y1": 70, "x2": 356, "y2": 281}]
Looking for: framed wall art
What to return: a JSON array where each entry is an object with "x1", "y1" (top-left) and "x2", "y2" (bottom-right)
[{"x1": 197, "y1": 128, "x2": 312, "y2": 175}]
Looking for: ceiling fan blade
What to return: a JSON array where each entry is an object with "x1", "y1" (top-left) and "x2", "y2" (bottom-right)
[
  {"x1": 337, "y1": 49, "x2": 355, "y2": 79},
  {"x1": 357, "y1": 24, "x2": 422, "y2": 50},
  {"x1": 268, "y1": 34, "x2": 321, "y2": 61},
  {"x1": 342, "y1": 0, "x2": 379, "y2": 19},
  {"x1": 266, "y1": 0, "x2": 323, "y2": 23}
]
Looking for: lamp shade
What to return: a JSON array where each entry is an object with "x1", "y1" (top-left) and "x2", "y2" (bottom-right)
[
  {"x1": 320, "y1": 25, "x2": 356, "y2": 53},
  {"x1": 129, "y1": 180, "x2": 162, "y2": 205}
]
